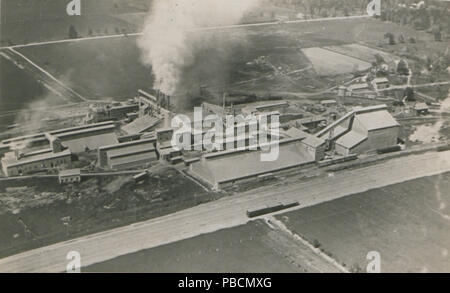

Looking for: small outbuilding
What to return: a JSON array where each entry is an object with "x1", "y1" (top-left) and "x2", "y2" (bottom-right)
[
  {"x1": 414, "y1": 103, "x2": 429, "y2": 115},
  {"x1": 59, "y1": 169, "x2": 81, "y2": 184}
]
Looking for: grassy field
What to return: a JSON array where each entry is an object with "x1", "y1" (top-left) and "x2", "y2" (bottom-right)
[
  {"x1": 18, "y1": 36, "x2": 153, "y2": 101},
  {"x1": 324, "y1": 44, "x2": 399, "y2": 65},
  {"x1": 276, "y1": 173, "x2": 450, "y2": 273},
  {"x1": 302, "y1": 47, "x2": 371, "y2": 76},
  {"x1": 0, "y1": 54, "x2": 66, "y2": 128},
  {"x1": 0, "y1": 168, "x2": 214, "y2": 258},
  {"x1": 85, "y1": 220, "x2": 301, "y2": 273},
  {"x1": 1, "y1": 0, "x2": 149, "y2": 45},
  {"x1": 7, "y1": 17, "x2": 446, "y2": 114}
]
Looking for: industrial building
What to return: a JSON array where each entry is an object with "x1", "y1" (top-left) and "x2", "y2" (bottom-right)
[
  {"x1": 241, "y1": 101, "x2": 289, "y2": 116},
  {"x1": 98, "y1": 138, "x2": 157, "y2": 169},
  {"x1": 51, "y1": 124, "x2": 118, "y2": 153},
  {"x1": 285, "y1": 128, "x2": 326, "y2": 161},
  {"x1": 1, "y1": 148, "x2": 72, "y2": 177},
  {"x1": 189, "y1": 138, "x2": 315, "y2": 190},
  {"x1": 58, "y1": 169, "x2": 81, "y2": 184},
  {"x1": 120, "y1": 89, "x2": 173, "y2": 134},
  {"x1": 1, "y1": 121, "x2": 118, "y2": 154},
  {"x1": 317, "y1": 104, "x2": 400, "y2": 156},
  {"x1": 122, "y1": 116, "x2": 161, "y2": 134},
  {"x1": 87, "y1": 103, "x2": 139, "y2": 123},
  {"x1": 373, "y1": 77, "x2": 390, "y2": 89}
]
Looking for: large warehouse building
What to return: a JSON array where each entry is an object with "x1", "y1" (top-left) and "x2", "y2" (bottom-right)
[
  {"x1": 317, "y1": 104, "x2": 400, "y2": 156},
  {"x1": 1, "y1": 121, "x2": 118, "y2": 154},
  {"x1": 98, "y1": 138, "x2": 158, "y2": 169},
  {"x1": 1, "y1": 148, "x2": 72, "y2": 177},
  {"x1": 189, "y1": 138, "x2": 315, "y2": 190},
  {"x1": 1, "y1": 121, "x2": 119, "y2": 176}
]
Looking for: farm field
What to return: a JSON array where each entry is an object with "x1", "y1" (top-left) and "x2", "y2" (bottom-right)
[
  {"x1": 7, "y1": 17, "x2": 444, "y2": 112},
  {"x1": 10, "y1": 18, "x2": 381, "y2": 105},
  {"x1": 0, "y1": 168, "x2": 212, "y2": 258},
  {"x1": 0, "y1": 55, "x2": 65, "y2": 128},
  {"x1": 323, "y1": 43, "x2": 399, "y2": 65},
  {"x1": 85, "y1": 219, "x2": 338, "y2": 273},
  {"x1": 0, "y1": 0, "x2": 149, "y2": 45},
  {"x1": 17, "y1": 37, "x2": 153, "y2": 101},
  {"x1": 302, "y1": 47, "x2": 372, "y2": 76},
  {"x1": 276, "y1": 173, "x2": 450, "y2": 273}
]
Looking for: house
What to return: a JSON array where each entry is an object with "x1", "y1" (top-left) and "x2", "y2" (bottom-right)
[{"x1": 373, "y1": 77, "x2": 390, "y2": 89}]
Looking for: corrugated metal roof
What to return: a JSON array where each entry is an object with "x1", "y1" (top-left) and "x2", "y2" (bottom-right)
[
  {"x1": 192, "y1": 140, "x2": 314, "y2": 185},
  {"x1": 99, "y1": 138, "x2": 156, "y2": 152},
  {"x1": 356, "y1": 110, "x2": 399, "y2": 131},
  {"x1": 317, "y1": 104, "x2": 390, "y2": 138},
  {"x1": 122, "y1": 116, "x2": 161, "y2": 134},
  {"x1": 2, "y1": 149, "x2": 71, "y2": 168},
  {"x1": 106, "y1": 142, "x2": 155, "y2": 158},
  {"x1": 286, "y1": 128, "x2": 325, "y2": 148},
  {"x1": 54, "y1": 125, "x2": 115, "y2": 139},
  {"x1": 336, "y1": 130, "x2": 367, "y2": 149},
  {"x1": 109, "y1": 151, "x2": 157, "y2": 168},
  {"x1": 61, "y1": 133, "x2": 118, "y2": 153},
  {"x1": 59, "y1": 169, "x2": 81, "y2": 177}
]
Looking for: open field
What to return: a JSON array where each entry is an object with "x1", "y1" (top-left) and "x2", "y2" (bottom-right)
[
  {"x1": 85, "y1": 219, "x2": 342, "y2": 273},
  {"x1": 9, "y1": 18, "x2": 386, "y2": 105},
  {"x1": 85, "y1": 220, "x2": 301, "y2": 273},
  {"x1": 324, "y1": 43, "x2": 399, "y2": 64},
  {"x1": 0, "y1": 55, "x2": 66, "y2": 128},
  {"x1": 0, "y1": 0, "x2": 149, "y2": 45},
  {"x1": 302, "y1": 47, "x2": 371, "y2": 76},
  {"x1": 0, "y1": 55, "x2": 44, "y2": 113},
  {"x1": 17, "y1": 37, "x2": 153, "y2": 101},
  {"x1": 11, "y1": 17, "x2": 436, "y2": 105},
  {"x1": 0, "y1": 168, "x2": 212, "y2": 258},
  {"x1": 277, "y1": 173, "x2": 450, "y2": 273}
]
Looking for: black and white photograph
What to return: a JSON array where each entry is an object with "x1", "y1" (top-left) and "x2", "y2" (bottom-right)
[{"x1": 0, "y1": 0, "x2": 449, "y2": 279}]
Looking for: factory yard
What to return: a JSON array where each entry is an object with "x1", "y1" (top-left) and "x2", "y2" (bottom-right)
[
  {"x1": 1, "y1": 0, "x2": 449, "y2": 275},
  {"x1": 277, "y1": 172, "x2": 450, "y2": 273}
]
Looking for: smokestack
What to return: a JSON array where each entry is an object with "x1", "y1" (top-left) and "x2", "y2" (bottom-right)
[
  {"x1": 166, "y1": 96, "x2": 171, "y2": 110},
  {"x1": 222, "y1": 92, "x2": 226, "y2": 110},
  {"x1": 137, "y1": 0, "x2": 260, "y2": 97}
]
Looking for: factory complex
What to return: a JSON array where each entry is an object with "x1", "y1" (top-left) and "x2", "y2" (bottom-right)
[{"x1": 0, "y1": 88, "x2": 401, "y2": 189}]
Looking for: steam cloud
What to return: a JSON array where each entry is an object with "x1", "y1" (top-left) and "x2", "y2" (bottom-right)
[{"x1": 137, "y1": 0, "x2": 260, "y2": 96}]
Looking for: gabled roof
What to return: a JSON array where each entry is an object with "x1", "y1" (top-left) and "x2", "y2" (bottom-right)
[
  {"x1": 317, "y1": 104, "x2": 394, "y2": 138},
  {"x1": 356, "y1": 110, "x2": 399, "y2": 131},
  {"x1": 285, "y1": 128, "x2": 325, "y2": 148},
  {"x1": 336, "y1": 131, "x2": 367, "y2": 149}
]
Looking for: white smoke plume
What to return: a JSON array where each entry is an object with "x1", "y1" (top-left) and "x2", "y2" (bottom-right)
[{"x1": 138, "y1": 0, "x2": 260, "y2": 96}]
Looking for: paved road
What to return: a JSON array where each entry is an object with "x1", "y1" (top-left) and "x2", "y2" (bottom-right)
[
  {"x1": 0, "y1": 150, "x2": 449, "y2": 272},
  {"x1": 0, "y1": 15, "x2": 371, "y2": 50}
]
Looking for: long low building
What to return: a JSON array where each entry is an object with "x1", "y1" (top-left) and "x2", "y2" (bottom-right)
[
  {"x1": 98, "y1": 138, "x2": 157, "y2": 169},
  {"x1": 189, "y1": 138, "x2": 315, "y2": 190},
  {"x1": 317, "y1": 104, "x2": 400, "y2": 156},
  {"x1": 2, "y1": 149, "x2": 72, "y2": 177},
  {"x1": 52, "y1": 124, "x2": 118, "y2": 153},
  {"x1": 1, "y1": 121, "x2": 118, "y2": 154}
]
